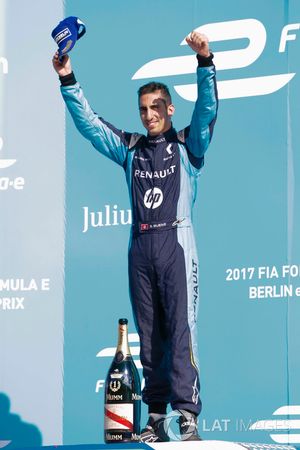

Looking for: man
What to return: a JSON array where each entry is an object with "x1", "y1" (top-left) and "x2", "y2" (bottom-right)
[{"x1": 53, "y1": 31, "x2": 218, "y2": 442}]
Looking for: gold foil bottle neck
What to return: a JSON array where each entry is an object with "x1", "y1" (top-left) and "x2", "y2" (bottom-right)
[{"x1": 116, "y1": 319, "x2": 131, "y2": 358}]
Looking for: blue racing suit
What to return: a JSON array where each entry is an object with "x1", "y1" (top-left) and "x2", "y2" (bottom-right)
[{"x1": 60, "y1": 53, "x2": 218, "y2": 415}]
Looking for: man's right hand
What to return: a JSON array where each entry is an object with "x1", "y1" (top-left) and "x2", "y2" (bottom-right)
[{"x1": 52, "y1": 51, "x2": 72, "y2": 77}]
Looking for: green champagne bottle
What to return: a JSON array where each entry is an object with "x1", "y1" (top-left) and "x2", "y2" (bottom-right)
[{"x1": 104, "y1": 318, "x2": 141, "y2": 443}]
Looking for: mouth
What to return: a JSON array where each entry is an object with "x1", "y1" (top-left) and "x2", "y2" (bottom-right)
[{"x1": 147, "y1": 121, "x2": 158, "y2": 128}]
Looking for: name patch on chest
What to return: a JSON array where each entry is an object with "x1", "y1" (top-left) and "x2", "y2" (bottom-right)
[{"x1": 134, "y1": 165, "x2": 176, "y2": 179}]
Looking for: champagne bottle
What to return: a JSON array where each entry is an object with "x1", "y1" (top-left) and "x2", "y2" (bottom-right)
[{"x1": 104, "y1": 318, "x2": 141, "y2": 443}]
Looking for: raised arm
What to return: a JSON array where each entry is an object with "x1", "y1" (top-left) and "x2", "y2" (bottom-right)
[
  {"x1": 184, "y1": 32, "x2": 218, "y2": 166},
  {"x1": 52, "y1": 52, "x2": 129, "y2": 167}
]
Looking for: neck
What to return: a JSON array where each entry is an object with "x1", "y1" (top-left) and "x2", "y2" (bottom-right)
[{"x1": 148, "y1": 124, "x2": 173, "y2": 139}]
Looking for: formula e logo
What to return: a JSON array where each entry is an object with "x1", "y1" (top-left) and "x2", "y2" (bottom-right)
[
  {"x1": 250, "y1": 405, "x2": 300, "y2": 444},
  {"x1": 0, "y1": 138, "x2": 16, "y2": 169},
  {"x1": 132, "y1": 19, "x2": 298, "y2": 100},
  {"x1": 0, "y1": 56, "x2": 8, "y2": 75},
  {"x1": 0, "y1": 140, "x2": 25, "y2": 191},
  {"x1": 144, "y1": 187, "x2": 163, "y2": 209}
]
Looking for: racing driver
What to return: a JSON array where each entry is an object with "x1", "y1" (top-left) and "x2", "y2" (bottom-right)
[{"x1": 53, "y1": 31, "x2": 218, "y2": 442}]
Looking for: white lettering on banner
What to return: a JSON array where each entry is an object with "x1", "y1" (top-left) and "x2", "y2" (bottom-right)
[
  {"x1": 0, "y1": 278, "x2": 50, "y2": 292},
  {"x1": 0, "y1": 297, "x2": 24, "y2": 310},
  {"x1": 282, "y1": 264, "x2": 300, "y2": 278},
  {"x1": 0, "y1": 176, "x2": 25, "y2": 191},
  {"x1": 258, "y1": 266, "x2": 279, "y2": 279},
  {"x1": 82, "y1": 204, "x2": 132, "y2": 233},
  {"x1": 41, "y1": 278, "x2": 50, "y2": 290},
  {"x1": 0, "y1": 56, "x2": 8, "y2": 74},
  {"x1": 225, "y1": 264, "x2": 300, "y2": 300},
  {"x1": 95, "y1": 380, "x2": 105, "y2": 392},
  {"x1": 132, "y1": 18, "x2": 298, "y2": 100},
  {"x1": 0, "y1": 279, "x2": 50, "y2": 311},
  {"x1": 249, "y1": 284, "x2": 293, "y2": 299},
  {"x1": 279, "y1": 24, "x2": 300, "y2": 52},
  {"x1": 226, "y1": 267, "x2": 255, "y2": 281}
]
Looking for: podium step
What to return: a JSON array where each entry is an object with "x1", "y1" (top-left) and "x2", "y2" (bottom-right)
[
  {"x1": 1, "y1": 440, "x2": 296, "y2": 450},
  {"x1": 147, "y1": 441, "x2": 297, "y2": 450}
]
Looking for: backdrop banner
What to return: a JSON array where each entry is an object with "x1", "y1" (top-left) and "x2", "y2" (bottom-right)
[
  {"x1": 1, "y1": 0, "x2": 300, "y2": 447},
  {"x1": 0, "y1": 0, "x2": 65, "y2": 447}
]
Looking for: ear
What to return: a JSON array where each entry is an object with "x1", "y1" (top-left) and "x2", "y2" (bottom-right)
[{"x1": 168, "y1": 103, "x2": 175, "y2": 117}]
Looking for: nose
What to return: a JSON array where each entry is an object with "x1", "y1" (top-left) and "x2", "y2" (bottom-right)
[{"x1": 145, "y1": 108, "x2": 153, "y2": 121}]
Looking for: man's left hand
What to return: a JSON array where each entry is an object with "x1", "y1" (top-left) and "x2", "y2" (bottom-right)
[{"x1": 186, "y1": 31, "x2": 210, "y2": 57}]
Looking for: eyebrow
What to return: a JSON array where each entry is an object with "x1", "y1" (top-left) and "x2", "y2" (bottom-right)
[
  {"x1": 139, "y1": 104, "x2": 160, "y2": 110},
  {"x1": 139, "y1": 98, "x2": 167, "y2": 109}
]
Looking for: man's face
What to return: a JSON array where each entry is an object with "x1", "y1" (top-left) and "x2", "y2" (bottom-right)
[{"x1": 139, "y1": 90, "x2": 175, "y2": 136}]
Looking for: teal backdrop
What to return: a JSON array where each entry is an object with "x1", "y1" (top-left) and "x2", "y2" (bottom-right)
[{"x1": 0, "y1": 0, "x2": 300, "y2": 447}]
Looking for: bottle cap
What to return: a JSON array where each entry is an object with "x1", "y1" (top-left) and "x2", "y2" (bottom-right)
[{"x1": 119, "y1": 318, "x2": 128, "y2": 325}]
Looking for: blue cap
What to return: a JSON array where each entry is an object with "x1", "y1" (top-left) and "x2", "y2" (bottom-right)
[{"x1": 51, "y1": 16, "x2": 86, "y2": 57}]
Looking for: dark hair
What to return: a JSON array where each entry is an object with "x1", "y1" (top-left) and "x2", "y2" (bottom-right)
[{"x1": 138, "y1": 81, "x2": 172, "y2": 105}]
